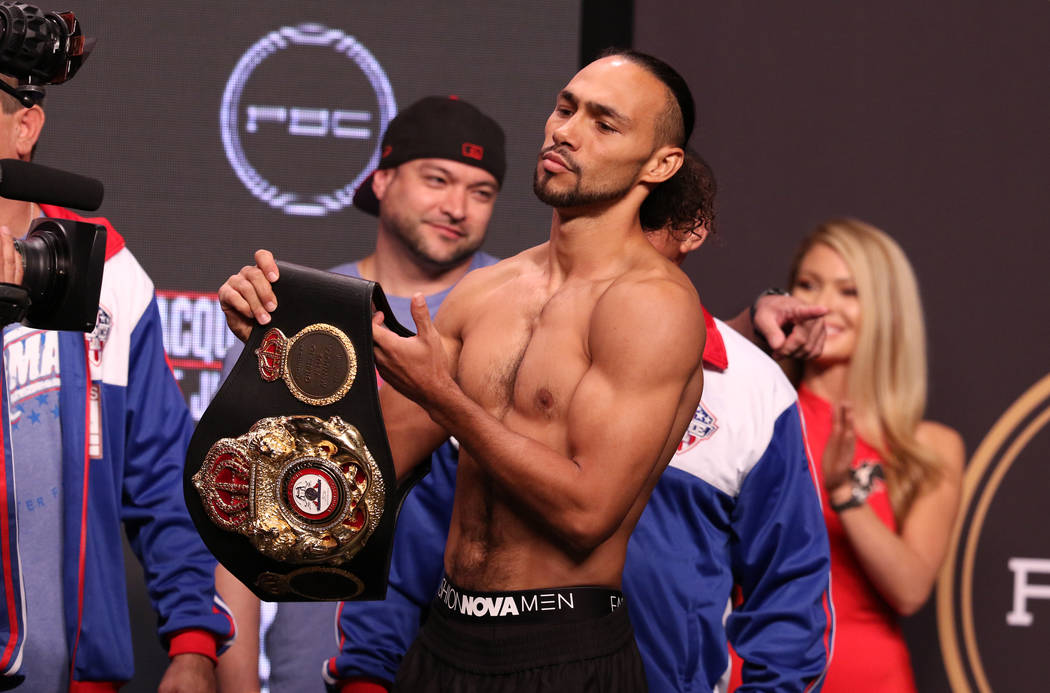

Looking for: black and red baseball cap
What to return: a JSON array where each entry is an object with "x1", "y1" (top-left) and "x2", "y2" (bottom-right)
[{"x1": 352, "y1": 96, "x2": 506, "y2": 216}]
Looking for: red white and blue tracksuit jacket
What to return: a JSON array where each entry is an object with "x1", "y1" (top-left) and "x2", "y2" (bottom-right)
[
  {"x1": 0, "y1": 207, "x2": 235, "y2": 691},
  {"x1": 326, "y1": 314, "x2": 833, "y2": 692}
]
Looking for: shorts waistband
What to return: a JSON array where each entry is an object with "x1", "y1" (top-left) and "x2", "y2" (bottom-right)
[{"x1": 433, "y1": 573, "x2": 625, "y2": 625}]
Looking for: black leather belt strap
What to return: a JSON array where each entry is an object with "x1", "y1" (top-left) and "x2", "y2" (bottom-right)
[{"x1": 183, "y1": 261, "x2": 416, "y2": 602}]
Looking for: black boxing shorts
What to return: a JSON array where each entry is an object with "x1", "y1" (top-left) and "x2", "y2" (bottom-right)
[{"x1": 393, "y1": 574, "x2": 648, "y2": 692}]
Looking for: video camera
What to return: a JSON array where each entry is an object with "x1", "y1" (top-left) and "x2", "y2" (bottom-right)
[{"x1": 0, "y1": 1, "x2": 105, "y2": 332}]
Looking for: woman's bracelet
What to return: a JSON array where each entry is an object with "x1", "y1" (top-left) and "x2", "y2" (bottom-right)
[{"x1": 829, "y1": 468, "x2": 875, "y2": 513}]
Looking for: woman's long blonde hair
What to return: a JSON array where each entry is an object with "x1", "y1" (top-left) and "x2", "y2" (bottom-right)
[{"x1": 789, "y1": 218, "x2": 941, "y2": 516}]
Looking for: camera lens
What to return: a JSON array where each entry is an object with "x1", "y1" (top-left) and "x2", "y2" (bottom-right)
[{"x1": 13, "y1": 231, "x2": 59, "y2": 311}]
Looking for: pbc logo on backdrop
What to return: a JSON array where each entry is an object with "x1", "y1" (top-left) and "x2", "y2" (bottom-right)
[
  {"x1": 677, "y1": 402, "x2": 719, "y2": 454},
  {"x1": 220, "y1": 24, "x2": 397, "y2": 216}
]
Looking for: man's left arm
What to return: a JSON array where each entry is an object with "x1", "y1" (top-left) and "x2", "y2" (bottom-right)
[
  {"x1": 374, "y1": 284, "x2": 705, "y2": 552},
  {"x1": 121, "y1": 295, "x2": 235, "y2": 691},
  {"x1": 726, "y1": 403, "x2": 832, "y2": 691}
]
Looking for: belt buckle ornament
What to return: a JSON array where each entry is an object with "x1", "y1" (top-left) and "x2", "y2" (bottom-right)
[{"x1": 192, "y1": 415, "x2": 384, "y2": 569}]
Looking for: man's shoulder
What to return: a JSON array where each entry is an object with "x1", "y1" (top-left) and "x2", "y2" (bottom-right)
[{"x1": 601, "y1": 262, "x2": 703, "y2": 331}]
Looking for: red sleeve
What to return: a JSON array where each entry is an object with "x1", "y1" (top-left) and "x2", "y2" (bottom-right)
[{"x1": 167, "y1": 628, "x2": 218, "y2": 664}]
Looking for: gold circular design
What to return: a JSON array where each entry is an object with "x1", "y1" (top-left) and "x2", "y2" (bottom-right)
[
  {"x1": 936, "y1": 373, "x2": 1050, "y2": 693},
  {"x1": 283, "y1": 323, "x2": 357, "y2": 406}
]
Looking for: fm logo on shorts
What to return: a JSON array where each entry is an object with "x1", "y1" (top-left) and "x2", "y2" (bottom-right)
[
  {"x1": 220, "y1": 24, "x2": 397, "y2": 216},
  {"x1": 677, "y1": 402, "x2": 719, "y2": 454}
]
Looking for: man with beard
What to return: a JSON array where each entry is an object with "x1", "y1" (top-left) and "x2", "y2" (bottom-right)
[
  {"x1": 325, "y1": 153, "x2": 834, "y2": 693},
  {"x1": 220, "y1": 50, "x2": 707, "y2": 691},
  {"x1": 214, "y1": 95, "x2": 506, "y2": 693}
]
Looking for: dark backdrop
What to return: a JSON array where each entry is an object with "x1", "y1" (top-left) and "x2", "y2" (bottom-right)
[
  {"x1": 20, "y1": 0, "x2": 1050, "y2": 689},
  {"x1": 634, "y1": 2, "x2": 1050, "y2": 691},
  {"x1": 33, "y1": 1, "x2": 581, "y2": 688}
]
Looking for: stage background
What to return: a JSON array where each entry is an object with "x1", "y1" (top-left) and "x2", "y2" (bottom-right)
[
  {"x1": 36, "y1": 0, "x2": 581, "y2": 688},
  {"x1": 23, "y1": 0, "x2": 1050, "y2": 690},
  {"x1": 633, "y1": 2, "x2": 1050, "y2": 692}
]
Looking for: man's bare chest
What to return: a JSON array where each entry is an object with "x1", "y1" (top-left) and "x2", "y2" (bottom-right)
[{"x1": 454, "y1": 288, "x2": 594, "y2": 419}]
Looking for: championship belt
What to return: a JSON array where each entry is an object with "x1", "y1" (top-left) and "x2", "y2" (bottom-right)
[{"x1": 184, "y1": 262, "x2": 416, "y2": 601}]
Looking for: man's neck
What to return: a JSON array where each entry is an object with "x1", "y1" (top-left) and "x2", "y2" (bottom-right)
[
  {"x1": 0, "y1": 197, "x2": 36, "y2": 237},
  {"x1": 358, "y1": 233, "x2": 477, "y2": 299},
  {"x1": 546, "y1": 197, "x2": 648, "y2": 280}
]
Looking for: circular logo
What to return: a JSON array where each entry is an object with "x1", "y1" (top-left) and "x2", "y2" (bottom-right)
[
  {"x1": 220, "y1": 24, "x2": 396, "y2": 216},
  {"x1": 282, "y1": 459, "x2": 345, "y2": 525},
  {"x1": 937, "y1": 374, "x2": 1050, "y2": 691},
  {"x1": 284, "y1": 324, "x2": 357, "y2": 406}
]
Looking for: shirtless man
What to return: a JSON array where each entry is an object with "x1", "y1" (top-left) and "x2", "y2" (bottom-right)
[{"x1": 220, "y1": 50, "x2": 705, "y2": 692}]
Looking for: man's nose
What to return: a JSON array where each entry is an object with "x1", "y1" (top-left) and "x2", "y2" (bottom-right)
[{"x1": 440, "y1": 186, "x2": 468, "y2": 221}]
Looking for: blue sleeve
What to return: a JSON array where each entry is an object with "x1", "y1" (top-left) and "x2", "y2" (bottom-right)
[
  {"x1": 121, "y1": 297, "x2": 235, "y2": 651},
  {"x1": 727, "y1": 403, "x2": 832, "y2": 691},
  {"x1": 325, "y1": 441, "x2": 457, "y2": 688}
]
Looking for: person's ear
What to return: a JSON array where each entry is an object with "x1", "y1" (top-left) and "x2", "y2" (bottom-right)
[
  {"x1": 13, "y1": 105, "x2": 44, "y2": 161},
  {"x1": 639, "y1": 146, "x2": 683, "y2": 185},
  {"x1": 371, "y1": 168, "x2": 396, "y2": 203},
  {"x1": 679, "y1": 224, "x2": 708, "y2": 256}
]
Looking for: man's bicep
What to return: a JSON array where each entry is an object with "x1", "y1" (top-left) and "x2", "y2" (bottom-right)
[{"x1": 567, "y1": 301, "x2": 705, "y2": 503}]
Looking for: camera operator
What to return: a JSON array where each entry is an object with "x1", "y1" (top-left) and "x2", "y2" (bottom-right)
[{"x1": 0, "y1": 75, "x2": 234, "y2": 692}]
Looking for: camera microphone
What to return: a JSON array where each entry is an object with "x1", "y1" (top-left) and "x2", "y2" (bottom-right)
[{"x1": 0, "y1": 158, "x2": 103, "y2": 210}]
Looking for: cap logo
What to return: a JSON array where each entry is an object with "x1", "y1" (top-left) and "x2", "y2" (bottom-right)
[
  {"x1": 462, "y1": 143, "x2": 484, "y2": 160},
  {"x1": 382, "y1": 145, "x2": 393, "y2": 158}
]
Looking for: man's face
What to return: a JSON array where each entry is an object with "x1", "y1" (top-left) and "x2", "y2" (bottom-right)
[
  {"x1": 373, "y1": 158, "x2": 498, "y2": 270},
  {"x1": 534, "y1": 57, "x2": 669, "y2": 209}
]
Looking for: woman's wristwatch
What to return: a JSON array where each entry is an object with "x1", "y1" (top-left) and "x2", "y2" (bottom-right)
[{"x1": 829, "y1": 469, "x2": 874, "y2": 513}]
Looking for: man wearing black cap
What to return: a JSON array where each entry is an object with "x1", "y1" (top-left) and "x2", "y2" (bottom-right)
[
  {"x1": 214, "y1": 95, "x2": 507, "y2": 693},
  {"x1": 221, "y1": 51, "x2": 706, "y2": 692}
]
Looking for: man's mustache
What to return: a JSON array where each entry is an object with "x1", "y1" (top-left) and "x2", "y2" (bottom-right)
[{"x1": 539, "y1": 145, "x2": 578, "y2": 172}]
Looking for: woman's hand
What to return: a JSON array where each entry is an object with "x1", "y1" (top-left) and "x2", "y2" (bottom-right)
[{"x1": 823, "y1": 402, "x2": 857, "y2": 506}]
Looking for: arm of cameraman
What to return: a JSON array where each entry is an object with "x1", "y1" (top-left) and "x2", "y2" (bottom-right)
[{"x1": 0, "y1": 226, "x2": 24, "y2": 285}]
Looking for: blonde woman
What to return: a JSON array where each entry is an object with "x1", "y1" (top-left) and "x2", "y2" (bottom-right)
[{"x1": 787, "y1": 218, "x2": 964, "y2": 691}]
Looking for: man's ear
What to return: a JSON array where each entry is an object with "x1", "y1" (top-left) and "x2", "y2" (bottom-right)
[
  {"x1": 371, "y1": 168, "x2": 396, "y2": 204},
  {"x1": 640, "y1": 145, "x2": 684, "y2": 185},
  {"x1": 679, "y1": 224, "x2": 708, "y2": 256},
  {"x1": 14, "y1": 105, "x2": 44, "y2": 161}
]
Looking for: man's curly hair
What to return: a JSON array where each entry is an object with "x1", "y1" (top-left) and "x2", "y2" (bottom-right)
[{"x1": 641, "y1": 149, "x2": 717, "y2": 239}]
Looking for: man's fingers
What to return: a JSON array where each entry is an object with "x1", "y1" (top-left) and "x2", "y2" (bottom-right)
[
  {"x1": 753, "y1": 312, "x2": 787, "y2": 350},
  {"x1": 793, "y1": 304, "x2": 829, "y2": 320},
  {"x1": 409, "y1": 294, "x2": 435, "y2": 336},
  {"x1": 217, "y1": 283, "x2": 254, "y2": 341},
  {"x1": 220, "y1": 270, "x2": 271, "y2": 325},
  {"x1": 801, "y1": 320, "x2": 826, "y2": 359},
  {"x1": 254, "y1": 249, "x2": 279, "y2": 282},
  {"x1": 0, "y1": 226, "x2": 17, "y2": 285},
  {"x1": 809, "y1": 327, "x2": 826, "y2": 361},
  {"x1": 244, "y1": 266, "x2": 278, "y2": 315}
]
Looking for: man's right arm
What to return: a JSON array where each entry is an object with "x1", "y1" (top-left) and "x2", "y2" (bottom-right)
[
  {"x1": 217, "y1": 250, "x2": 450, "y2": 480},
  {"x1": 724, "y1": 293, "x2": 827, "y2": 360}
]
